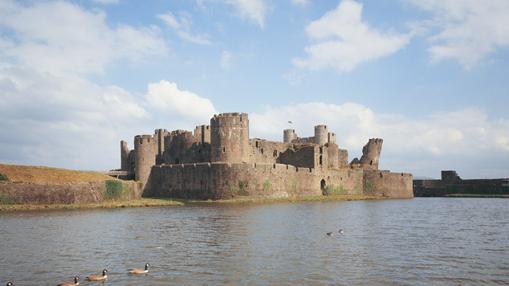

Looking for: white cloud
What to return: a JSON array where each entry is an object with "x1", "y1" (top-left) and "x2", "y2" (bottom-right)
[
  {"x1": 158, "y1": 11, "x2": 211, "y2": 45},
  {"x1": 92, "y1": 0, "x2": 120, "y2": 5},
  {"x1": 0, "y1": 1, "x2": 167, "y2": 76},
  {"x1": 250, "y1": 102, "x2": 509, "y2": 178},
  {"x1": 225, "y1": 0, "x2": 267, "y2": 28},
  {"x1": 291, "y1": 0, "x2": 309, "y2": 7},
  {"x1": 407, "y1": 0, "x2": 509, "y2": 68},
  {"x1": 293, "y1": 0, "x2": 411, "y2": 72},
  {"x1": 220, "y1": 50, "x2": 233, "y2": 69},
  {"x1": 145, "y1": 80, "x2": 217, "y2": 122}
]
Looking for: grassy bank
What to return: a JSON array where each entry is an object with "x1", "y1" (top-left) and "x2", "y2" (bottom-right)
[
  {"x1": 0, "y1": 163, "x2": 112, "y2": 184},
  {"x1": 0, "y1": 194, "x2": 379, "y2": 212},
  {"x1": 0, "y1": 198, "x2": 184, "y2": 212}
]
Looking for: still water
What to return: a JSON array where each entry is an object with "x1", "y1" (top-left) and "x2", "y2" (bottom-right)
[{"x1": 1, "y1": 198, "x2": 508, "y2": 285}]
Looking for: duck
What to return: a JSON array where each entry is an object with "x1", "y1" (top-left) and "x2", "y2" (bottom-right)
[
  {"x1": 128, "y1": 263, "x2": 149, "y2": 275},
  {"x1": 57, "y1": 276, "x2": 79, "y2": 286},
  {"x1": 326, "y1": 232, "x2": 334, "y2": 237},
  {"x1": 86, "y1": 269, "x2": 108, "y2": 281},
  {"x1": 338, "y1": 229, "x2": 344, "y2": 234},
  {"x1": 6, "y1": 282, "x2": 13, "y2": 286}
]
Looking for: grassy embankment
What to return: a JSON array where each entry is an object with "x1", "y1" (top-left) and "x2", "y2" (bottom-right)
[{"x1": 0, "y1": 164, "x2": 377, "y2": 211}]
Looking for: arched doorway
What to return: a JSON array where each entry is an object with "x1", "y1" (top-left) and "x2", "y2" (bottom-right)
[{"x1": 320, "y1": 179, "x2": 326, "y2": 195}]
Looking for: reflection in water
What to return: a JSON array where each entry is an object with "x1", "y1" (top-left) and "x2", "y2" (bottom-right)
[{"x1": 0, "y1": 198, "x2": 508, "y2": 285}]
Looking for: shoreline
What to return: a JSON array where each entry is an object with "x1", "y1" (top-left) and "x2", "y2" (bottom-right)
[{"x1": 0, "y1": 194, "x2": 379, "y2": 212}]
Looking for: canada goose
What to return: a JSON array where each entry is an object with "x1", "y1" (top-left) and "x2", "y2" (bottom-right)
[
  {"x1": 128, "y1": 263, "x2": 149, "y2": 274},
  {"x1": 86, "y1": 269, "x2": 108, "y2": 281},
  {"x1": 57, "y1": 276, "x2": 79, "y2": 286},
  {"x1": 6, "y1": 282, "x2": 13, "y2": 286}
]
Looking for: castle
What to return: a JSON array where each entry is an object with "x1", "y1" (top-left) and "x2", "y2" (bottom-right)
[{"x1": 118, "y1": 112, "x2": 413, "y2": 200}]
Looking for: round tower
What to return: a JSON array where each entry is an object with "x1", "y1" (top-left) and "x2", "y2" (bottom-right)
[
  {"x1": 283, "y1": 129, "x2": 296, "y2": 143},
  {"x1": 210, "y1": 113, "x2": 249, "y2": 162},
  {"x1": 359, "y1": 138, "x2": 383, "y2": 170},
  {"x1": 134, "y1": 134, "x2": 156, "y2": 185},
  {"x1": 314, "y1": 125, "x2": 328, "y2": 145}
]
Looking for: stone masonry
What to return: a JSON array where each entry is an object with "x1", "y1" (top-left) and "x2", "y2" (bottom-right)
[{"x1": 119, "y1": 112, "x2": 413, "y2": 200}]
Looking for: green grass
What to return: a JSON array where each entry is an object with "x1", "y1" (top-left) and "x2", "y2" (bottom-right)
[
  {"x1": 0, "y1": 172, "x2": 8, "y2": 181},
  {"x1": 263, "y1": 179, "x2": 272, "y2": 192},
  {"x1": 323, "y1": 185, "x2": 347, "y2": 195},
  {"x1": 0, "y1": 192, "x2": 12, "y2": 205},
  {"x1": 104, "y1": 180, "x2": 130, "y2": 200}
]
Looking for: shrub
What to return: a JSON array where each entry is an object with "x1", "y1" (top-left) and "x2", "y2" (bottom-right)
[
  {"x1": 324, "y1": 185, "x2": 347, "y2": 195},
  {"x1": 238, "y1": 180, "x2": 249, "y2": 196},
  {"x1": 0, "y1": 192, "x2": 12, "y2": 204},
  {"x1": 0, "y1": 173, "x2": 8, "y2": 181},
  {"x1": 263, "y1": 179, "x2": 272, "y2": 192},
  {"x1": 104, "y1": 180, "x2": 128, "y2": 200}
]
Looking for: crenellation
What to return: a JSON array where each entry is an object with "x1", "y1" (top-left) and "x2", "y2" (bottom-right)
[{"x1": 120, "y1": 112, "x2": 413, "y2": 199}]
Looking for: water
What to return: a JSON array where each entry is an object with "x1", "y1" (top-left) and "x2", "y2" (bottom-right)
[{"x1": 1, "y1": 198, "x2": 508, "y2": 285}]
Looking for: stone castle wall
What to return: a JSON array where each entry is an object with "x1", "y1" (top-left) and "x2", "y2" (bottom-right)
[
  {"x1": 363, "y1": 170, "x2": 413, "y2": 198},
  {"x1": 144, "y1": 163, "x2": 367, "y2": 200}
]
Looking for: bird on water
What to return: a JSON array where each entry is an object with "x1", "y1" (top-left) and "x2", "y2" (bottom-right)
[
  {"x1": 57, "y1": 276, "x2": 79, "y2": 286},
  {"x1": 326, "y1": 232, "x2": 334, "y2": 236},
  {"x1": 86, "y1": 269, "x2": 108, "y2": 281},
  {"x1": 6, "y1": 282, "x2": 13, "y2": 286},
  {"x1": 338, "y1": 229, "x2": 344, "y2": 234},
  {"x1": 128, "y1": 263, "x2": 150, "y2": 274}
]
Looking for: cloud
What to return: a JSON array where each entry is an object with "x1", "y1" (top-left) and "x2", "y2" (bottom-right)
[
  {"x1": 291, "y1": 0, "x2": 309, "y2": 7},
  {"x1": 158, "y1": 11, "x2": 211, "y2": 45},
  {"x1": 220, "y1": 50, "x2": 233, "y2": 69},
  {"x1": 225, "y1": 0, "x2": 267, "y2": 27},
  {"x1": 145, "y1": 80, "x2": 217, "y2": 122},
  {"x1": 250, "y1": 102, "x2": 509, "y2": 178},
  {"x1": 0, "y1": 1, "x2": 167, "y2": 76},
  {"x1": 293, "y1": 0, "x2": 411, "y2": 72},
  {"x1": 407, "y1": 0, "x2": 509, "y2": 68},
  {"x1": 92, "y1": 0, "x2": 120, "y2": 5}
]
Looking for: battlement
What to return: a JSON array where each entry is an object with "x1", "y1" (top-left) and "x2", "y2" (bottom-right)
[
  {"x1": 135, "y1": 134, "x2": 154, "y2": 144},
  {"x1": 120, "y1": 112, "x2": 412, "y2": 200}
]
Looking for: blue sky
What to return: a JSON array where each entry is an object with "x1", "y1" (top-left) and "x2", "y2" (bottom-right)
[{"x1": 0, "y1": 0, "x2": 508, "y2": 178}]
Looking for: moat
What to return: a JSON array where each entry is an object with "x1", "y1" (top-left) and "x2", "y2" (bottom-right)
[{"x1": 1, "y1": 198, "x2": 507, "y2": 285}]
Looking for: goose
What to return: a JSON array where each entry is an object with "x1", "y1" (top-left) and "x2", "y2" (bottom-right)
[
  {"x1": 128, "y1": 263, "x2": 149, "y2": 275},
  {"x1": 57, "y1": 276, "x2": 79, "y2": 286},
  {"x1": 86, "y1": 269, "x2": 108, "y2": 281}
]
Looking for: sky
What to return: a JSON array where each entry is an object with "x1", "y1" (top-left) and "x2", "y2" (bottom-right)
[{"x1": 0, "y1": 0, "x2": 508, "y2": 179}]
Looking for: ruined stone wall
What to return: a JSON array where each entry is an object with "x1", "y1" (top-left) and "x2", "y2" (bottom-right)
[
  {"x1": 413, "y1": 177, "x2": 509, "y2": 197},
  {"x1": 248, "y1": 139, "x2": 292, "y2": 164},
  {"x1": 338, "y1": 149, "x2": 348, "y2": 167},
  {"x1": 0, "y1": 180, "x2": 141, "y2": 205},
  {"x1": 120, "y1": 140, "x2": 130, "y2": 171},
  {"x1": 144, "y1": 163, "x2": 365, "y2": 200},
  {"x1": 363, "y1": 170, "x2": 413, "y2": 199},
  {"x1": 194, "y1": 125, "x2": 211, "y2": 144},
  {"x1": 210, "y1": 113, "x2": 249, "y2": 163},
  {"x1": 277, "y1": 144, "x2": 317, "y2": 168},
  {"x1": 292, "y1": 136, "x2": 315, "y2": 144}
]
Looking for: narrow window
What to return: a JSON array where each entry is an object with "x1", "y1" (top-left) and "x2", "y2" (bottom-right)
[
  {"x1": 273, "y1": 150, "x2": 278, "y2": 157},
  {"x1": 222, "y1": 147, "x2": 226, "y2": 153}
]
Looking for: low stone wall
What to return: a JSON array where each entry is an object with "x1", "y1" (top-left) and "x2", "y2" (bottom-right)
[
  {"x1": 363, "y1": 170, "x2": 414, "y2": 198},
  {"x1": 414, "y1": 178, "x2": 509, "y2": 197},
  {"x1": 144, "y1": 163, "x2": 366, "y2": 200},
  {"x1": 0, "y1": 180, "x2": 141, "y2": 205}
]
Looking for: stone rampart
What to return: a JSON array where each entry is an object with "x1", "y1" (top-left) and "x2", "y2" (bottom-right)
[
  {"x1": 363, "y1": 170, "x2": 414, "y2": 198},
  {"x1": 144, "y1": 163, "x2": 366, "y2": 200}
]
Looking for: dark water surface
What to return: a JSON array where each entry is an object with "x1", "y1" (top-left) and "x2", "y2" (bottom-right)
[{"x1": 1, "y1": 198, "x2": 508, "y2": 285}]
